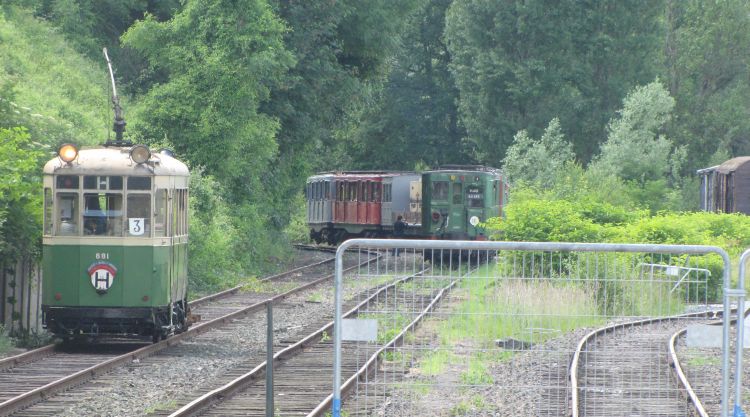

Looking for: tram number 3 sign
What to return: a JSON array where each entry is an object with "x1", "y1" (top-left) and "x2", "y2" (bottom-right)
[{"x1": 129, "y1": 218, "x2": 145, "y2": 236}]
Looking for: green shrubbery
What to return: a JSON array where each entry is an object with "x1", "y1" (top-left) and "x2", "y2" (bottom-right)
[{"x1": 487, "y1": 183, "x2": 750, "y2": 304}]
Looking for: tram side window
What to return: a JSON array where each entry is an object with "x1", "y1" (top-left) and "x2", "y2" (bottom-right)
[
  {"x1": 324, "y1": 181, "x2": 330, "y2": 199},
  {"x1": 44, "y1": 188, "x2": 53, "y2": 235},
  {"x1": 154, "y1": 189, "x2": 167, "y2": 237},
  {"x1": 432, "y1": 181, "x2": 449, "y2": 201},
  {"x1": 84, "y1": 193, "x2": 123, "y2": 236},
  {"x1": 56, "y1": 193, "x2": 79, "y2": 236},
  {"x1": 127, "y1": 194, "x2": 151, "y2": 236},
  {"x1": 172, "y1": 189, "x2": 188, "y2": 236}
]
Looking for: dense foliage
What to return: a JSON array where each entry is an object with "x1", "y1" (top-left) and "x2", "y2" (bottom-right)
[{"x1": 3, "y1": 0, "x2": 750, "y2": 294}]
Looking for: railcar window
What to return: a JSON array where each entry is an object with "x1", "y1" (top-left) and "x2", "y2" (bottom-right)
[
  {"x1": 337, "y1": 183, "x2": 345, "y2": 201},
  {"x1": 44, "y1": 188, "x2": 53, "y2": 235},
  {"x1": 467, "y1": 186, "x2": 484, "y2": 207},
  {"x1": 348, "y1": 182, "x2": 357, "y2": 202},
  {"x1": 154, "y1": 189, "x2": 167, "y2": 237},
  {"x1": 128, "y1": 176, "x2": 151, "y2": 190},
  {"x1": 325, "y1": 181, "x2": 330, "y2": 199},
  {"x1": 84, "y1": 193, "x2": 123, "y2": 236},
  {"x1": 55, "y1": 192, "x2": 78, "y2": 235},
  {"x1": 172, "y1": 189, "x2": 188, "y2": 236},
  {"x1": 84, "y1": 176, "x2": 122, "y2": 190},
  {"x1": 384, "y1": 184, "x2": 392, "y2": 202},
  {"x1": 127, "y1": 194, "x2": 151, "y2": 237},
  {"x1": 452, "y1": 183, "x2": 463, "y2": 204},
  {"x1": 432, "y1": 181, "x2": 449, "y2": 201},
  {"x1": 373, "y1": 183, "x2": 381, "y2": 202},
  {"x1": 56, "y1": 175, "x2": 79, "y2": 189}
]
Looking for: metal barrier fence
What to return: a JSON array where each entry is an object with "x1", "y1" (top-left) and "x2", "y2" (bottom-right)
[{"x1": 331, "y1": 240, "x2": 741, "y2": 417}]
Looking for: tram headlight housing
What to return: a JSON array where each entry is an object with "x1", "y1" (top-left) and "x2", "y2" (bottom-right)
[
  {"x1": 158, "y1": 148, "x2": 175, "y2": 158},
  {"x1": 130, "y1": 144, "x2": 151, "y2": 164},
  {"x1": 58, "y1": 143, "x2": 78, "y2": 163}
]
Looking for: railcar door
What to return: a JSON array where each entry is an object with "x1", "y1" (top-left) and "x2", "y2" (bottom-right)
[{"x1": 465, "y1": 183, "x2": 485, "y2": 239}]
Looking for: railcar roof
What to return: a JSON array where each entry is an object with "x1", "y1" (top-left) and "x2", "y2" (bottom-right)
[
  {"x1": 715, "y1": 156, "x2": 750, "y2": 174},
  {"x1": 44, "y1": 146, "x2": 189, "y2": 176}
]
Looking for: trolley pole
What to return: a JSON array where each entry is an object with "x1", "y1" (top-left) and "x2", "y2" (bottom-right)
[{"x1": 266, "y1": 302, "x2": 274, "y2": 417}]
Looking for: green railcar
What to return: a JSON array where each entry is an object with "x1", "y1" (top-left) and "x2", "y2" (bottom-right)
[
  {"x1": 42, "y1": 144, "x2": 189, "y2": 341},
  {"x1": 421, "y1": 166, "x2": 507, "y2": 240}
]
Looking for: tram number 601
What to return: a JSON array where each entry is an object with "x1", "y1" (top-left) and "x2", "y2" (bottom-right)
[{"x1": 96, "y1": 252, "x2": 110, "y2": 260}]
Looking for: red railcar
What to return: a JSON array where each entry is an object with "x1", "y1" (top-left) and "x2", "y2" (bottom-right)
[{"x1": 333, "y1": 174, "x2": 382, "y2": 226}]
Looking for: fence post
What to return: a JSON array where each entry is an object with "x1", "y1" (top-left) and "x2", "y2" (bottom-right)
[{"x1": 266, "y1": 302, "x2": 274, "y2": 417}]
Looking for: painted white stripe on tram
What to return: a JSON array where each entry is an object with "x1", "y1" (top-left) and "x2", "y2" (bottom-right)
[{"x1": 43, "y1": 236, "x2": 188, "y2": 246}]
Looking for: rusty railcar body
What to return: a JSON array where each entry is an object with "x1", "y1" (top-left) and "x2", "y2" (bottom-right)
[{"x1": 698, "y1": 157, "x2": 750, "y2": 214}]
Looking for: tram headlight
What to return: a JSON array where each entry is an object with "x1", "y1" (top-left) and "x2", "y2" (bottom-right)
[
  {"x1": 58, "y1": 143, "x2": 78, "y2": 163},
  {"x1": 130, "y1": 144, "x2": 151, "y2": 164}
]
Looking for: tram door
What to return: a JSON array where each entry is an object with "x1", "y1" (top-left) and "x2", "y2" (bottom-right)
[
  {"x1": 447, "y1": 178, "x2": 464, "y2": 236},
  {"x1": 465, "y1": 183, "x2": 484, "y2": 239}
]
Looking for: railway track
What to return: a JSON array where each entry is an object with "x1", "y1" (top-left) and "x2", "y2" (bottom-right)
[
  {"x1": 155, "y1": 264, "x2": 460, "y2": 417},
  {"x1": 570, "y1": 313, "x2": 718, "y2": 417},
  {"x1": 0, "y1": 251, "x2": 362, "y2": 417}
]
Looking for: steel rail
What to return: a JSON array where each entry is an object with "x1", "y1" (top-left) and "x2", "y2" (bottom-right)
[
  {"x1": 167, "y1": 267, "x2": 431, "y2": 417},
  {"x1": 307, "y1": 269, "x2": 466, "y2": 417},
  {"x1": 0, "y1": 257, "x2": 362, "y2": 417},
  {"x1": 569, "y1": 310, "x2": 719, "y2": 417},
  {"x1": 0, "y1": 344, "x2": 56, "y2": 372},
  {"x1": 0, "y1": 256, "x2": 336, "y2": 377},
  {"x1": 669, "y1": 327, "x2": 711, "y2": 417},
  {"x1": 190, "y1": 256, "x2": 335, "y2": 308}
]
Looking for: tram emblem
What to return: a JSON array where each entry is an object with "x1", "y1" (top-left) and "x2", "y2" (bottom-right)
[{"x1": 87, "y1": 262, "x2": 118, "y2": 293}]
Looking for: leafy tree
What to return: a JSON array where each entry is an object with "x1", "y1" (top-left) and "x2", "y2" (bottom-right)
[
  {"x1": 349, "y1": 0, "x2": 471, "y2": 170},
  {"x1": 589, "y1": 81, "x2": 687, "y2": 211},
  {"x1": 252, "y1": 0, "x2": 422, "y2": 232},
  {"x1": 0, "y1": 127, "x2": 45, "y2": 261},
  {"x1": 445, "y1": 0, "x2": 663, "y2": 165},
  {"x1": 502, "y1": 118, "x2": 574, "y2": 186},
  {"x1": 590, "y1": 81, "x2": 678, "y2": 182},
  {"x1": 122, "y1": 0, "x2": 293, "y2": 198},
  {"x1": 664, "y1": 0, "x2": 750, "y2": 168}
]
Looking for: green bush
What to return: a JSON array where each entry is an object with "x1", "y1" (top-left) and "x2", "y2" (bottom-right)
[
  {"x1": 490, "y1": 199, "x2": 749, "y2": 303},
  {"x1": 501, "y1": 198, "x2": 604, "y2": 243},
  {"x1": 188, "y1": 170, "x2": 241, "y2": 293}
]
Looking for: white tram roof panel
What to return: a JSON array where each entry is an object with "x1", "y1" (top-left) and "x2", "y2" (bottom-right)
[{"x1": 44, "y1": 147, "x2": 189, "y2": 177}]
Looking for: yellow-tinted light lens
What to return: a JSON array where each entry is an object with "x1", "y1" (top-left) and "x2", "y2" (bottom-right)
[
  {"x1": 130, "y1": 145, "x2": 151, "y2": 164},
  {"x1": 59, "y1": 144, "x2": 78, "y2": 162}
]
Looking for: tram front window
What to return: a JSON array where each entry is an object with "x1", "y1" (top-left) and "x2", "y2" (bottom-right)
[
  {"x1": 84, "y1": 193, "x2": 123, "y2": 236},
  {"x1": 56, "y1": 193, "x2": 79, "y2": 236},
  {"x1": 127, "y1": 194, "x2": 151, "y2": 236}
]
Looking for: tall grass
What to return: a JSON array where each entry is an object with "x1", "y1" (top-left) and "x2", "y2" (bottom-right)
[{"x1": 438, "y1": 275, "x2": 604, "y2": 348}]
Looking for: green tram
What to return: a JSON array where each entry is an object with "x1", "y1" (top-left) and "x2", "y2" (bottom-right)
[
  {"x1": 42, "y1": 143, "x2": 189, "y2": 342},
  {"x1": 421, "y1": 166, "x2": 507, "y2": 240}
]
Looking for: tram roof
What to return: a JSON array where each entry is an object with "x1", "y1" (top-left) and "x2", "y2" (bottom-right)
[{"x1": 44, "y1": 146, "x2": 189, "y2": 177}]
